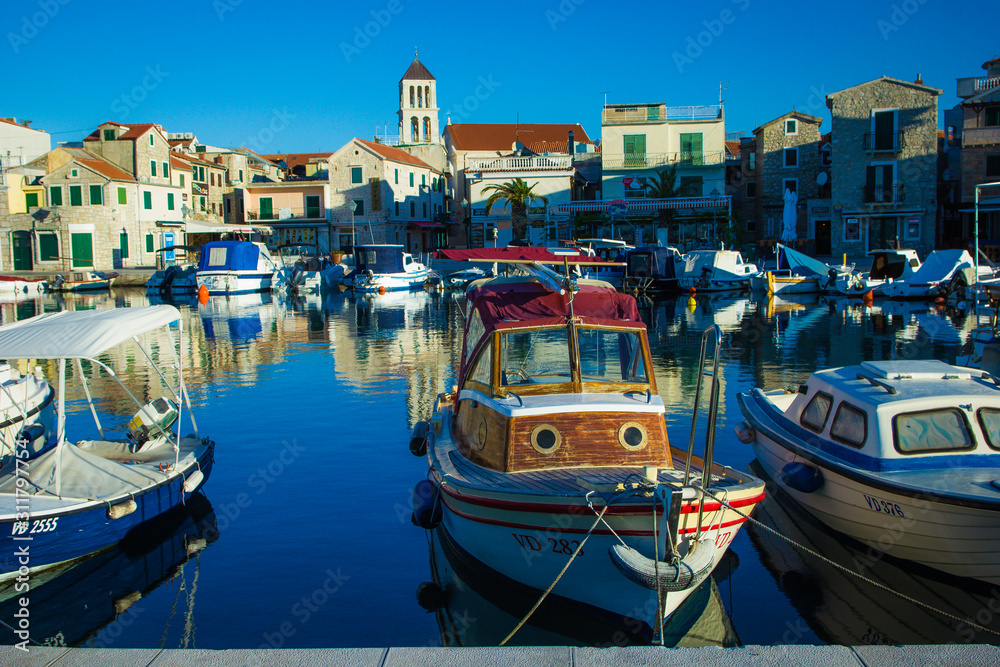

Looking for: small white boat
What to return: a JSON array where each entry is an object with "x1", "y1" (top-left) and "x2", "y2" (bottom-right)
[
  {"x1": 195, "y1": 240, "x2": 277, "y2": 295},
  {"x1": 48, "y1": 271, "x2": 117, "y2": 292},
  {"x1": 749, "y1": 243, "x2": 848, "y2": 296},
  {"x1": 0, "y1": 276, "x2": 46, "y2": 293},
  {"x1": 737, "y1": 359, "x2": 1000, "y2": 585},
  {"x1": 0, "y1": 362, "x2": 55, "y2": 467},
  {"x1": 676, "y1": 249, "x2": 758, "y2": 292},
  {"x1": 882, "y1": 249, "x2": 982, "y2": 300},
  {"x1": 0, "y1": 306, "x2": 215, "y2": 583},
  {"x1": 831, "y1": 249, "x2": 921, "y2": 297},
  {"x1": 411, "y1": 261, "x2": 764, "y2": 641},
  {"x1": 348, "y1": 244, "x2": 430, "y2": 292}
]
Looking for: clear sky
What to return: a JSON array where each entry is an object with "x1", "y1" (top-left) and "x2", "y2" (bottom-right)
[{"x1": 3, "y1": 0, "x2": 996, "y2": 153}]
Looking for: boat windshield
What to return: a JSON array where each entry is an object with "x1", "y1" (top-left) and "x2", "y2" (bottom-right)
[{"x1": 500, "y1": 326, "x2": 647, "y2": 386}]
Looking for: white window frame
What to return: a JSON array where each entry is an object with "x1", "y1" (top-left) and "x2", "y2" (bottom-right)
[
  {"x1": 785, "y1": 119, "x2": 798, "y2": 136},
  {"x1": 783, "y1": 178, "x2": 798, "y2": 194},
  {"x1": 784, "y1": 147, "x2": 798, "y2": 168}
]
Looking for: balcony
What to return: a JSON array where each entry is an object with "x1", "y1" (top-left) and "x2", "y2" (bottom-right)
[
  {"x1": 467, "y1": 155, "x2": 572, "y2": 172},
  {"x1": 602, "y1": 151, "x2": 725, "y2": 170},
  {"x1": 963, "y1": 126, "x2": 1000, "y2": 147},
  {"x1": 246, "y1": 207, "x2": 327, "y2": 221},
  {"x1": 957, "y1": 76, "x2": 1000, "y2": 99},
  {"x1": 602, "y1": 104, "x2": 722, "y2": 125},
  {"x1": 862, "y1": 184, "x2": 905, "y2": 204},
  {"x1": 863, "y1": 131, "x2": 906, "y2": 153}
]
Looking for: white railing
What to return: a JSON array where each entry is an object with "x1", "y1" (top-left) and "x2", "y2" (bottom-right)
[
  {"x1": 957, "y1": 76, "x2": 1000, "y2": 98},
  {"x1": 963, "y1": 127, "x2": 1000, "y2": 147},
  {"x1": 467, "y1": 155, "x2": 572, "y2": 171},
  {"x1": 602, "y1": 151, "x2": 725, "y2": 170},
  {"x1": 602, "y1": 104, "x2": 723, "y2": 124}
]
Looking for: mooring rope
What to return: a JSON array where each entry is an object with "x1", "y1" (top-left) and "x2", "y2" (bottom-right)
[{"x1": 701, "y1": 489, "x2": 1000, "y2": 638}]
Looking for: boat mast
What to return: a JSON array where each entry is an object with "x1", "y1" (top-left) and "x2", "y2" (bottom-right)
[{"x1": 55, "y1": 358, "x2": 66, "y2": 498}]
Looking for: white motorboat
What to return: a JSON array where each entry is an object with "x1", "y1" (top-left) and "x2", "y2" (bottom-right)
[
  {"x1": 0, "y1": 306, "x2": 215, "y2": 586},
  {"x1": 882, "y1": 249, "x2": 983, "y2": 300},
  {"x1": 195, "y1": 240, "x2": 277, "y2": 295},
  {"x1": 273, "y1": 243, "x2": 346, "y2": 294},
  {"x1": 410, "y1": 261, "x2": 765, "y2": 641},
  {"x1": 831, "y1": 249, "x2": 921, "y2": 297},
  {"x1": 749, "y1": 243, "x2": 848, "y2": 296},
  {"x1": 0, "y1": 276, "x2": 46, "y2": 294},
  {"x1": 737, "y1": 359, "x2": 1000, "y2": 585},
  {"x1": 676, "y1": 249, "x2": 759, "y2": 292},
  {"x1": 348, "y1": 244, "x2": 430, "y2": 292}
]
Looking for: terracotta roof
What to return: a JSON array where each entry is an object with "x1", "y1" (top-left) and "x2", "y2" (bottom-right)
[
  {"x1": 59, "y1": 147, "x2": 136, "y2": 182},
  {"x1": 724, "y1": 140, "x2": 740, "y2": 157},
  {"x1": 259, "y1": 152, "x2": 333, "y2": 170},
  {"x1": 356, "y1": 139, "x2": 437, "y2": 171},
  {"x1": 169, "y1": 155, "x2": 190, "y2": 169},
  {"x1": 84, "y1": 121, "x2": 163, "y2": 142},
  {"x1": 238, "y1": 147, "x2": 280, "y2": 167},
  {"x1": 446, "y1": 124, "x2": 592, "y2": 151},
  {"x1": 0, "y1": 117, "x2": 45, "y2": 133},
  {"x1": 400, "y1": 57, "x2": 434, "y2": 82},
  {"x1": 172, "y1": 151, "x2": 223, "y2": 169},
  {"x1": 984, "y1": 57, "x2": 1000, "y2": 70},
  {"x1": 168, "y1": 138, "x2": 196, "y2": 147}
]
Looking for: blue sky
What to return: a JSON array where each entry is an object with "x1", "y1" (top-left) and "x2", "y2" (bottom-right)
[{"x1": 3, "y1": 0, "x2": 996, "y2": 153}]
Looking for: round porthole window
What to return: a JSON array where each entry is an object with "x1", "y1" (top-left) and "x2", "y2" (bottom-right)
[
  {"x1": 530, "y1": 424, "x2": 562, "y2": 454},
  {"x1": 474, "y1": 419, "x2": 487, "y2": 451},
  {"x1": 618, "y1": 422, "x2": 648, "y2": 451}
]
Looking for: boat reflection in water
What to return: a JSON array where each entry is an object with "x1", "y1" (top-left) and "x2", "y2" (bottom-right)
[
  {"x1": 418, "y1": 528, "x2": 739, "y2": 648},
  {"x1": 200, "y1": 292, "x2": 277, "y2": 344},
  {"x1": 745, "y1": 463, "x2": 1000, "y2": 646},
  {"x1": 0, "y1": 493, "x2": 218, "y2": 648}
]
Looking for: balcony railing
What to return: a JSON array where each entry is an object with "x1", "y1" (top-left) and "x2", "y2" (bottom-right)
[
  {"x1": 602, "y1": 104, "x2": 722, "y2": 125},
  {"x1": 963, "y1": 126, "x2": 1000, "y2": 147},
  {"x1": 862, "y1": 184, "x2": 905, "y2": 204},
  {"x1": 958, "y1": 76, "x2": 1000, "y2": 99},
  {"x1": 246, "y1": 207, "x2": 327, "y2": 221},
  {"x1": 467, "y1": 155, "x2": 572, "y2": 171},
  {"x1": 863, "y1": 131, "x2": 906, "y2": 153},
  {"x1": 602, "y1": 151, "x2": 725, "y2": 170}
]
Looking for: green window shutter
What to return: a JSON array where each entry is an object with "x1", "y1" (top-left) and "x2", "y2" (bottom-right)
[
  {"x1": 151, "y1": 160, "x2": 157, "y2": 177},
  {"x1": 163, "y1": 162, "x2": 169, "y2": 178},
  {"x1": 143, "y1": 191, "x2": 152, "y2": 209},
  {"x1": 409, "y1": 172, "x2": 414, "y2": 187},
  {"x1": 680, "y1": 133, "x2": 703, "y2": 165},
  {"x1": 89, "y1": 184, "x2": 103, "y2": 205},
  {"x1": 200, "y1": 196, "x2": 205, "y2": 211},
  {"x1": 39, "y1": 233, "x2": 58, "y2": 261},
  {"x1": 25, "y1": 192, "x2": 38, "y2": 208},
  {"x1": 421, "y1": 174, "x2": 425, "y2": 186},
  {"x1": 117, "y1": 187, "x2": 127, "y2": 205},
  {"x1": 69, "y1": 185, "x2": 82, "y2": 206},
  {"x1": 394, "y1": 168, "x2": 399, "y2": 184},
  {"x1": 103, "y1": 129, "x2": 115, "y2": 140},
  {"x1": 119, "y1": 232, "x2": 129, "y2": 259},
  {"x1": 351, "y1": 166, "x2": 362, "y2": 183},
  {"x1": 260, "y1": 198, "x2": 273, "y2": 219},
  {"x1": 238, "y1": 169, "x2": 243, "y2": 181},
  {"x1": 146, "y1": 233, "x2": 154, "y2": 252},
  {"x1": 199, "y1": 167, "x2": 205, "y2": 181},
  {"x1": 180, "y1": 174, "x2": 185, "y2": 187},
  {"x1": 167, "y1": 192, "x2": 174, "y2": 210},
  {"x1": 50, "y1": 186, "x2": 62, "y2": 206}
]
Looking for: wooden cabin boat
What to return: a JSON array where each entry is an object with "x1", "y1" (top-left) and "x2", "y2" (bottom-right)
[
  {"x1": 737, "y1": 359, "x2": 1000, "y2": 585},
  {"x1": 48, "y1": 271, "x2": 117, "y2": 292},
  {"x1": 410, "y1": 262, "x2": 765, "y2": 640}
]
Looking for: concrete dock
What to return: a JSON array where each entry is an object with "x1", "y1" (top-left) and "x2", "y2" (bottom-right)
[{"x1": 4, "y1": 644, "x2": 999, "y2": 666}]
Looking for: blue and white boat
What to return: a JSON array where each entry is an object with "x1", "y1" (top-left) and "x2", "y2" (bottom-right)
[
  {"x1": 737, "y1": 359, "x2": 1000, "y2": 585},
  {"x1": 0, "y1": 306, "x2": 215, "y2": 583},
  {"x1": 195, "y1": 241, "x2": 278, "y2": 295},
  {"x1": 348, "y1": 244, "x2": 430, "y2": 292}
]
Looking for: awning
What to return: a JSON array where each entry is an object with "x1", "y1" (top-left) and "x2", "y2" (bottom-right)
[
  {"x1": 554, "y1": 196, "x2": 731, "y2": 213},
  {"x1": 408, "y1": 221, "x2": 444, "y2": 228},
  {"x1": 185, "y1": 220, "x2": 273, "y2": 234},
  {"x1": 156, "y1": 220, "x2": 184, "y2": 227}
]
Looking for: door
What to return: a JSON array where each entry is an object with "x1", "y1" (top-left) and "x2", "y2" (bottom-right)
[
  {"x1": 873, "y1": 110, "x2": 896, "y2": 151},
  {"x1": 25, "y1": 192, "x2": 38, "y2": 209},
  {"x1": 623, "y1": 134, "x2": 646, "y2": 168},
  {"x1": 680, "y1": 133, "x2": 704, "y2": 166},
  {"x1": 70, "y1": 233, "x2": 94, "y2": 268},
  {"x1": 868, "y1": 217, "x2": 898, "y2": 251},
  {"x1": 12, "y1": 231, "x2": 32, "y2": 270},
  {"x1": 305, "y1": 195, "x2": 321, "y2": 218},
  {"x1": 815, "y1": 220, "x2": 831, "y2": 255},
  {"x1": 259, "y1": 198, "x2": 273, "y2": 220}
]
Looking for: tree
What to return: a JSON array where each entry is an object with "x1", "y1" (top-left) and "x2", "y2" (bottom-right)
[
  {"x1": 645, "y1": 166, "x2": 698, "y2": 239},
  {"x1": 482, "y1": 178, "x2": 548, "y2": 244}
]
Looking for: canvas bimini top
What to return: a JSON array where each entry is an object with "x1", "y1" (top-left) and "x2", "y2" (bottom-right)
[{"x1": 0, "y1": 306, "x2": 180, "y2": 360}]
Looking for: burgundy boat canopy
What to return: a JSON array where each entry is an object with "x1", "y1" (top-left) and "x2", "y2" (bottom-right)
[
  {"x1": 436, "y1": 247, "x2": 600, "y2": 263},
  {"x1": 470, "y1": 282, "x2": 644, "y2": 331}
]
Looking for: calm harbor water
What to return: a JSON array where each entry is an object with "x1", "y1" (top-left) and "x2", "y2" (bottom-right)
[{"x1": 1, "y1": 287, "x2": 998, "y2": 649}]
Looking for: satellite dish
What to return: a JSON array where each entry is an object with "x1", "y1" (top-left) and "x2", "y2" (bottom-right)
[{"x1": 816, "y1": 171, "x2": 829, "y2": 186}]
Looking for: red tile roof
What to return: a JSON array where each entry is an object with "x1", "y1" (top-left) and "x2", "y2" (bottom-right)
[
  {"x1": 259, "y1": 152, "x2": 333, "y2": 170},
  {"x1": 446, "y1": 124, "x2": 592, "y2": 151},
  {"x1": 84, "y1": 121, "x2": 163, "y2": 142},
  {"x1": 60, "y1": 147, "x2": 136, "y2": 182},
  {"x1": 172, "y1": 151, "x2": 224, "y2": 169},
  {"x1": 356, "y1": 139, "x2": 437, "y2": 171},
  {"x1": 400, "y1": 57, "x2": 434, "y2": 82},
  {"x1": 724, "y1": 140, "x2": 740, "y2": 157},
  {"x1": 238, "y1": 147, "x2": 280, "y2": 167}
]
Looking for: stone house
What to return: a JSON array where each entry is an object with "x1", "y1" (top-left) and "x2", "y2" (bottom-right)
[{"x1": 826, "y1": 76, "x2": 941, "y2": 258}]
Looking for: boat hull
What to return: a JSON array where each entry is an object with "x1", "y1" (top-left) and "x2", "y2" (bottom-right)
[
  {"x1": 740, "y1": 392, "x2": 1000, "y2": 585},
  {"x1": 196, "y1": 271, "x2": 273, "y2": 295},
  {"x1": 351, "y1": 269, "x2": 430, "y2": 292}
]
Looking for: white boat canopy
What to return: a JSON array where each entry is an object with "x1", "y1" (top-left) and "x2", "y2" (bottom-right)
[{"x1": 0, "y1": 305, "x2": 180, "y2": 360}]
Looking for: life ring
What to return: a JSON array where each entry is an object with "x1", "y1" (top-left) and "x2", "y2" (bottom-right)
[{"x1": 159, "y1": 462, "x2": 170, "y2": 472}]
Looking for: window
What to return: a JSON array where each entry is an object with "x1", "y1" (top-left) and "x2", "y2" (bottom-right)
[
  {"x1": 421, "y1": 174, "x2": 426, "y2": 186},
  {"x1": 70, "y1": 168, "x2": 78, "y2": 178},
  {"x1": 306, "y1": 195, "x2": 320, "y2": 218},
  {"x1": 146, "y1": 233, "x2": 154, "y2": 253},
  {"x1": 238, "y1": 169, "x2": 243, "y2": 182},
  {"x1": 199, "y1": 166, "x2": 205, "y2": 181},
  {"x1": 785, "y1": 119, "x2": 798, "y2": 135},
  {"x1": 784, "y1": 147, "x2": 798, "y2": 168},
  {"x1": 987, "y1": 155, "x2": 1000, "y2": 178},
  {"x1": 783, "y1": 178, "x2": 797, "y2": 194},
  {"x1": 69, "y1": 185, "x2": 82, "y2": 206},
  {"x1": 894, "y1": 409, "x2": 973, "y2": 454},
  {"x1": 395, "y1": 201, "x2": 400, "y2": 216},
  {"x1": 831, "y1": 402, "x2": 867, "y2": 448},
  {"x1": 623, "y1": 134, "x2": 646, "y2": 167},
  {"x1": 679, "y1": 176, "x2": 703, "y2": 197},
  {"x1": 149, "y1": 134, "x2": 154, "y2": 146},
  {"x1": 180, "y1": 174, "x2": 185, "y2": 187},
  {"x1": 351, "y1": 166, "x2": 362, "y2": 184},
  {"x1": 163, "y1": 162, "x2": 169, "y2": 179},
  {"x1": 200, "y1": 196, "x2": 206, "y2": 211},
  {"x1": 864, "y1": 164, "x2": 895, "y2": 203},
  {"x1": 422, "y1": 202, "x2": 427, "y2": 217},
  {"x1": 394, "y1": 168, "x2": 399, "y2": 184},
  {"x1": 746, "y1": 182, "x2": 757, "y2": 198},
  {"x1": 167, "y1": 192, "x2": 174, "y2": 210},
  {"x1": 25, "y1": 192, "x2": 38, "y2": 209},
  {"x1": 680, "y1": 133, "x2": 703, "y2": 165},
  {"x1": 103, "y1": 129, "x2": 115, "y2": 141},
  {"x1": 977, "y1": 408, "x2": 1000, "y2": 450},
  {"x1": 143, "y1": 191, "x2": 152, "y2": 209},
  {"x1": 49, "y1": 186, "x2": 62, "y2": 206},
  {"x1": 117, "y1": 187, "x2": 127, "y2": 205},
  {"x1": 39, "y1": 233, "x2": 58, "y2": 261},
  {"x1": 466, "y1": 343, "x2": 493, "y2": 390},
  {"x1": 410, "y1": 201, "x2": 415, "y2": 217},
  {"x1": 119, "y1": 232, "x2": 129, "y2": 259},
  {"x1": 821, "y1": 146, "x2": 832, "y2": 166},
  {"x1": 800, "y1": 392, "x2": 832, "y2": 432},
  {"x1": 986, "y1": 108, "x2": 1000, "y2": 127},
  {"x1": 89, "y1": 184, "x2": 103, "y2": 205},
  {"x1": 748, "y1": 152, "x2": 756, "y2": 171},
  {"x1": 409, "y1": 172, "x2": 414, "y2": 187},
  {"x1": 151, "y1": 160, "x2": 157, "y2": 177},
  {"x1": 352, "y1": 199, "x2": 364, "y2": 215}
]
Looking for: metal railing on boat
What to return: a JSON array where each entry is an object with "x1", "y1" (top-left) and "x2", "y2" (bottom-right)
[{"x1": 682, "y1": 325, "x2": 723, "y2": 537}]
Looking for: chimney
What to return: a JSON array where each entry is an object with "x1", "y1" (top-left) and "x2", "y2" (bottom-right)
[
  {"x1": 915, "y1": 73, "x2": 923, "y2": 84},
  {"x1": 568, "y1": 130, "x2": 575, "y2": 156}
]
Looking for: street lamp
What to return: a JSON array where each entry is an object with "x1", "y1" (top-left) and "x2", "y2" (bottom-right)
[{"x1": 349, "y1": 199, "x2": 357, "y2": 250}]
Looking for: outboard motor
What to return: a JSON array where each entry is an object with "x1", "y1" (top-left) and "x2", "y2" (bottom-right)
[{"x1": 127, "y1": 397, "x2": 179, "y2": 450}]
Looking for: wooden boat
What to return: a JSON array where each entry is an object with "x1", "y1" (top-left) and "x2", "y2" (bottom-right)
[
  {"x1": 737, "y1": 359, "x2": 1000, "y2": 585},
  {"x1": 410, "y1": 261, "x2": 765, "y2": 641},
  {"x1": 749, "y1": 243, "x2": 849, "y2": 296},
  {"x1": 348, "y1": 244, "x2": 430, "y2": 293},
  {"x1": 48, "y1": 270, "x2": 117, "y2": 292},
  {"x1": 0, "y1": 306, "x2": 215, "y2": 584}
]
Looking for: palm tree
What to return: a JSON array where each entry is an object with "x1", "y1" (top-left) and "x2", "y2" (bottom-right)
[
  {"x1": 644, "y1": 165, "x2": 695, "y2": 230},
  {"x1": 482, "y1": 178, "x2": 548, "y2": 244}
]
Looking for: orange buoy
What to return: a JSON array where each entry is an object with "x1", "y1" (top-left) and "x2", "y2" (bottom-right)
[
  {"x1": 862, "y1": 289, "x2": 874, "y2": 306},
  {"x1": 379, "y1": 285, "x2": 386, "y2": 294},
  {"x1": 688, "y1": 286, "x2": 696, "y2": 294},
  {"x1": 197, "y1": 284, "x2": 209, "y2": 304}
]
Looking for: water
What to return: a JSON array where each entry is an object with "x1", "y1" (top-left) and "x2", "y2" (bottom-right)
[{"x1": 1, "y1": 288, "x2": 997, "y2": 649}]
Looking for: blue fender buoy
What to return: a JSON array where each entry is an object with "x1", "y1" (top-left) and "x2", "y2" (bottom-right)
[
  {"x1": 780, "y1": 461, "x2": 824, "y2": 493},
  {"x1": 411, "y1": 480, "x2": 442, "y2": 529}
]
